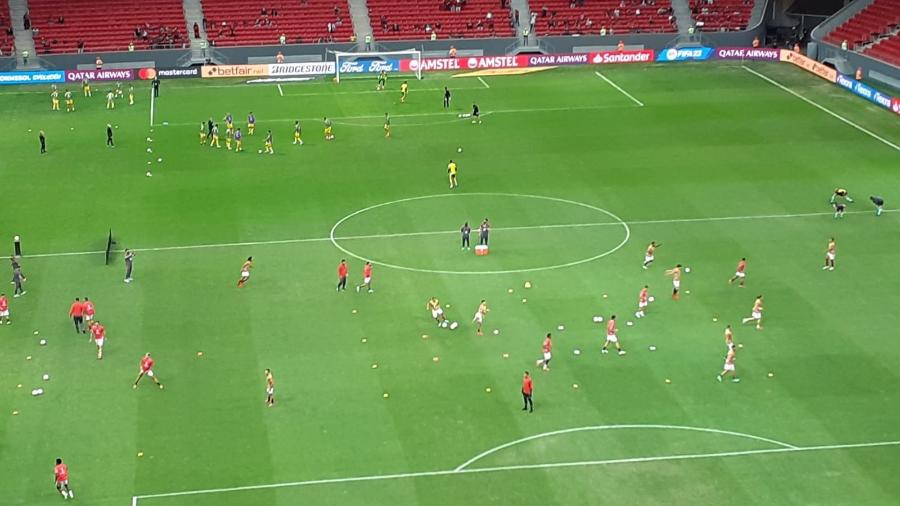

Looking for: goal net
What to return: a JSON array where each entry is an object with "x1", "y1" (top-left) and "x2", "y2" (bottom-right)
[{"x1": 330, "y1": 49, "x2": 422, "y2": 83}]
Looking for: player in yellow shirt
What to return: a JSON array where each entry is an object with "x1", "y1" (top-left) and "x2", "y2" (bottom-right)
[
  {"x1": 209, "y1": 123, "x2": 220, "y2": 148},
  {"x1": 225, "y1": 128, "x2": 233, "y2": 151},
  {"x1": 247, "y1": 112, "x2": 256, "y2": 135},
  {"x1": 234, "y1": 127, "x2": 243, "y2": 152},
  {"x1": 293, "y1": 120, "x2": 303, "y2": 145},
  {"x1": 264, "y1": 130, "x2": 274, "y2": 154},
  {"x1": 128, "y1": 85, "x2": 134, "y2": 105},
  {"x1": 106, "y1": 91, "x2": 115, "y2": 109},
  {"x1": 400, "y1": 81, "x2": 409, "y2": 103},
  {"x1": 199, "y1": 123, "x2": 207, "y2": 145},
  {"x1": 323, "y1": 117, "x2": 334, "y2": 141},
  {"x1": 224, "y1": 113, "x2": 234, "y2": 136},
  {"x1": 447, "y1": 159, "x2": 458, "y2": 189},
  {"x1": 82, "y1": 78, "x2": 92, "y2": 97},
  {"x1": 383, "y1": 113, "x2": 391, "y2": 138},
  {"x1": 51, "y1": 90, "x2": 60, "y2": 111},
  {"x1": 64, "y1": 90, "x2": 75, "y2": 112}
]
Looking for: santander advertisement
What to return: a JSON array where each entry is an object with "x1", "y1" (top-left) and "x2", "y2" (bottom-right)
[
  {"x1": 589, "y1": 50, "x2": 655, "y2": 64},
  {"x1": 399, "y1": 51, "x2": 653, "y2": 72}
]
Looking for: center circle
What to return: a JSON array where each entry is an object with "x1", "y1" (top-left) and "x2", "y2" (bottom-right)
[{"x1": 329, "y1": 193, "x2": 631, "y2": 275}]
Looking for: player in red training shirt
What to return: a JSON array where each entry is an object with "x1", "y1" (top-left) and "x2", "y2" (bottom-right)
[
  {"x1": 336, "y1": 259, "x2": 348, "y2": 291},
  {"x1": 0, "y1": 293, "x2": 10, "y2": 325},
  {"x1": 90, "y1": 321, "x2": 106, "y2": 360},
  {"x1": 521, "y1": 371, "x2": 533, "y2": 412},
  {"x1": 729, "y1": 258, "x2": 747, "y2": 287},
  {"x1": 133, "y1": 353, "x2": 164, "y2": 389},
  {"x1": 54, "y1": 458, "x2": 74, "y2": 499},
  {"x1": 356, "y1": 261, "x2": 374, "y2": 293},
  {"x1": 68, "y1": 297, "x2": 85, "y2": 333},
  {"x1": 534, "y1": 333, "x2": 552, "y2": 371},
  {"x1": 602, "y1": 315, "x2": 626, "y2": 356},
  {"x1": 83, "y1": 297, "x2": 96, "y2": 331},
  {"x1": 635, "y1": 285, "x2": 650, "y2": 318}
]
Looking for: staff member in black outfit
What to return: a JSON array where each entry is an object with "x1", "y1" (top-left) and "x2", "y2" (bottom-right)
[
  {"x1": 39, "y1": 130, "x2": 46, "y2": 153},
  {"x1": 152, "y1": 76, "x2": 160, "y2": 98},
  {"x1": 106, "y1": 124, "x2": 114, "y2": 147},
  {"x1": 460, "y1": 222, "x2": 471, "y2": 250},
  {"x1": 443, "y1": 87, "x2": 451, "y2": 109},
  {"x1": 479, "y1": 218, "x2": 490, "y2": 246}
]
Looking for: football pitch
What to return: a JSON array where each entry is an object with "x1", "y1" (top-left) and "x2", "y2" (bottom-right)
[{"x1": 1, "y1": 61, "x2": 899, "y2": 505}]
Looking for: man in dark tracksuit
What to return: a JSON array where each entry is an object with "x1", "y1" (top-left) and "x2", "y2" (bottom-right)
[
  {"x1": 461, "y1": 222, "x2": 471, "y2": 250},
  {"x1": 479, "y1": 218, "x2": 490, "y2": 246}
]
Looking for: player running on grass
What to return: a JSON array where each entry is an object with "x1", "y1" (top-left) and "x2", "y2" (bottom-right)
[
  {"x1": 635, "y1": 285, "x2": 649, "y2": 318},
  {"x1": 718, "y1": 346, "x2": 740, "y2": 383},
  {"x1": 400, "y1": 80, "x2": 409, "y2": 103},
  {"x1": 724, "y1": 325, "x2": 734, "y2": 350},
  {"x1": 448, "y1": 160, "x2": 458, "y2": 189},
  {"x1": 729, "y1": 258, "x2": 747, "y2": 287},
  {"x1": 356, "y1": 262, "x2": 374, "y2": 293},
  {"x1": 642, "y1": 241, "x2": 659, "y2": 269},
  {"x1": 823, "y1": 237, "x2": 836, "y2": 271},
  {"x1": 90, "y1": 320, "x2": 106, "y2": 360},
  {"x1": 830, "y1": 187, "x2": 853, "y2": 204},
  {"x1": 293, "y1": 120, "x2": 303, "y2": 145},
  {"x1": 741, "y1": 295, "x2": 764, "y2": 330},
  {"x1": 535, "y1": 333, "x2": 552, "y2": 371},
  {"x1": 473, "y1": 299, "x2": 489, "y2": 336},
  {"x1": 602, "y1": 316, "x2": 626, "y2": 355},
  {"x1": 133, "y1": 353, "x2": 164, "y2": 389},
  {"x1": 265, "y1": 368, "x2": 275, "y2": 407},
  {"x1": 427, "y1": 297, "x2": 447, "y2": 326},
  {"x1": 0, "y1": 293, "x2": 10, "y2": 325},
  {"x1": 665, "y1": 264, "x2": 682, "y2": 300},
  {"x1": 384, "y1": 113, "x2": 391, "y2": 138},
  {"x1": 54, "y1": 458, "x2": 74, "y2": 499},
  {"x1": 237, "y1": 257, "x2": 253, "y2": 288}
]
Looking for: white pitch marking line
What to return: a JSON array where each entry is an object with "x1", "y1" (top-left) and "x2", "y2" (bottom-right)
[
  {"x1": 148, "y1": 86, "x2": 155, "y2": 127},
  {"x1": 134, "y1": 439, "x2": 900, "y2": 501},
  {"x1": 477, "y1": 76, "x2": 491, "y2": 89},
  {"x1": 594, "y1": 71, "x2": 644, "y2": 107},
  {"x1": 454, "y1": 424, "x2": 797, "y2": 472},
  {"x1": 21, "y1": 208, "x2": 897, "y2": 260},
  {"x1": 742, "y1": 65, "x2": 900, "y2": 152},
  {"x1": 282, "y1": 86, "x2": 484, "y2": 97},
  {"x1": 277, "y1": 84, "x2": 284, "y2": 97}
]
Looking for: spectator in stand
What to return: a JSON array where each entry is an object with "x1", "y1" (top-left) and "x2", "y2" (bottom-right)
[
  {"x1": 752, "y1": 36, "x2": 759, "y2": 48},
  {"x1": 840, "y1": 39, "x2": 848, "y2": 51},
  {"x1": 194, "y1": 22, "x2": 200, "y2": 39},
  {"x1": 95, "y1": 56, "x2": 103, "y2": 70},
  {"x1": 431, "y1": 31, "x2": 437, "y2": 41},
  {"x1": 617, "y1": 40, "x2": 625, "y2": 51},
  {"x1": 275, "y1": 51, "x2": 284, "y2": 63},
  {"x1": 449, "y1": 45, "x2": 457, "y2": 57},
  {"x1": 279, "y1": 33, "x2": 286, "y2": 44},
  {"x1": 514, "y1": 9, "x2": 520, "y2": 26},
  {"x1": 23, "y1": 12, "x2": 30, "y2": 30},
  {"x1": 128, "y1": 42, "x2": 135, "y2": 52}
]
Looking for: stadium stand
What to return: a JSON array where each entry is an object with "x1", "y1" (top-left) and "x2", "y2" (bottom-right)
[
  {"x1": 1, "y1": 11, "x2": 14, "y2": 57},
  {"x1": 367, "y1": 0, "x2": 516, "y2": 41},
  {"x1": 823, "y1": 0, "x2": 900, "y2": 51},
  {"x1": 865, "y1": 32, "x2": 900, "y2": 66},
  {"x1": 28, "y1": 0, "x2": 186, "y2": 54},
  {"x1": 201, "y1": 0, "x2": 352, "y2": 46},
  {"x1": 690, "y1": 0, "x2": 754, "y2": 32},
  {"x1": 531, "y1": 0, "x2": 676, "y2": 36}
]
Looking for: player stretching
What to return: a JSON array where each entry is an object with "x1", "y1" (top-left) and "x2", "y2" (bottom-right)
[
  {"x1": 473, "y1": 300, "x2": 488, "y2": 336},
  {"x1": 642, "y1": 241, "x2": 658, "y2": 269},
  {"x1": 234, "y1": 128, "x2": 243, "y2": 152},
  {"x1": 293, "y1": 121, "x2": 303, "y2": 145},
  {"x1": 356, "y1": 261, "x2": 374, "y2": 293},
  {"x1": 823, "y1": 237, "x2": 836, "y2": 271},
  {"x1": 602, "y1": 315, "x2": 626, "y2": 355},
  {"x1": 54, "y1": 458, "x2": 74, "y2": 499},
  {"x1": 383, "y1": 113, "x2": 391, "y2": 138},
  {"x1": 82, "y1": 78, "x2": 92, "y2": 97},
  {"x1": 717, "y1": 346, "x2": 739, "y2": 383},
  {"x1": 635, "y1": 285, "x2": 649, "y2": 318},
  {"x1": 247, "y1": 112, "x2": 256, "y2": 135},
  {"x1": 237, "y1": 256, "x2": 253, "y2": 288},
  {"x1": 106, "y1": 90, "x2": 115, "y2": 109},
  {"x1": 133, "y1": 353, "x2": 164, "y2": 389},
  {"x1": 51, "y1": 89, "x2": 60, "y2": 111},
  {"x1": 400, "y1": 80, "x2": 409, "y2": 103},
  {"x1": 830, "y1": 187, "x2": 853, "y2": 204},
  {"x1": 535, "y1": 333, "x2": 552, "y2": 371},
  {"x1": 90, "y1": 320, "x2": 105, "y2": 360},
  {"x1": 833, "y1": 201, "x2": 845, "y2": 219},
  {"x1": 427, "y1": 297, "x2": 447, "y2": 326},
  {"x1": 64, "y1": 90, "x2": 74, "y2": 112},
  {"x1": 264, "y1": 130, "x2": 274, "y2": 154},
  {"x1": 665, "y1": 264, "x2": 682, "y2": 300},
  {"x1": 0, "y1": 293, "x2": 9, "y2": 324},
  {"x1": 729, "y1": 258, "x2": 747, "y2": 287},
  {"x1": 323, "y1": 117, "x2": 334, "y2": 141},
  {"x1": 724, "y1": 325, "x2": 734, "y2": 350},
  {"x1": 741, "y1": 295, "x2": 764, "y2": 330},
  {"x1": 448, "y1": 160, "x2": 458, "y2": 189},
  {"x1": 870, "y1": 195, "x2": 884, "y2": 216},
  {"x1": 264, "y1": 368, "x2": 275, "y2": 407}
]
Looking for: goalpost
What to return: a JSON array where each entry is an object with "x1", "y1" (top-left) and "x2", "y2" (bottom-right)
[{"x1": 330, "y1": 49, "x2": 422, "y2": 83}]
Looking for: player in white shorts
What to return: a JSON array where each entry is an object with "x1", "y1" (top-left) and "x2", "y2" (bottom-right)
[
  {"x1": 642, "y1": 241, "x2": 658, "y2": 269},
  {"x1": 427, "y1": 297, "x2": 447, "y2": 326},
  {"x1": 741, "y1": 295, "x2": 764, "y2": 330},
  {"x1": 472, "y1": 299, "x2": 488, "y2": 335},
  {"x1": 601, "y1": 315, "x2": 626, "y2": 355},
  {"x1": 666, "y1": 264, "x2": 682, "y2": 300},
  {"x1": 718, "y1": 347, "x2": 739, "y2": 382}
]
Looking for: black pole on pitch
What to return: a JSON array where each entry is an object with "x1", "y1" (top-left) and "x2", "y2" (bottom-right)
[{"x1": 13, "y1": 235, "x2": 21, "y2": 257}]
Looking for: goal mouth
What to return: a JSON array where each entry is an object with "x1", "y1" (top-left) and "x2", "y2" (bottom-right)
[{"x1": 329, "y1": 49, "x2": 422, "y2": 83}]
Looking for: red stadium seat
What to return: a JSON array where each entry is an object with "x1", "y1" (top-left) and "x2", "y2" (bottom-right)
[
  {"x1": 690, "y1": 0, "x2": 754, "y2": 32},
  {"x1": 30, "y1": 0, "x2": 186, "y2": 54},
  {"x1": 531, "y1": 0, "x2": 677, "y2": 36},
  {"x1": 367, "y1": 0, "x2": 515, "y2": 41},
  {"x1": 823, "y1": 0, "x2": 900, "y2": 55},
  {"x1": 201, "y1": 0, "x2": 353, "y2": 47}
]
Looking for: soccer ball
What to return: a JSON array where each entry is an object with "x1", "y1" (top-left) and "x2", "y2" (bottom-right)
[
  {"x1": 492, "y1": 329, "x2": 500, "y2": 335},
  {"x1": 441, "y1": 320, "x2": 449, "y2": 328},
  {"x1": 626, "y1": 321, "x2": 634, "y2": 326},
  {"x1": 573, "y1": 349, "x2": 581, "y2": 355},
  {"x1": 449, "y1": 322, "x2": 459, "y2": 330},
  {"x1": 685, "y1": 267, "x2": 691, "y2": 273},
  {"x1": 42, "y1": 374, "x2": 50, "y2": 381},
  {"x1": 39, "y1": 339, "x2": 47, "y2": 346},
  {"x1": 457, "y1": 147, "x2": 463, "y2": 153},
  {"x1": 648, "y1": 296, "x2": 655, "y2": 303},
  {"x1": 258, "y1": 149, "x2": 263, "y2": 154},
  {"x1": 157, "y1": 157, "x2": 163, "y2": 163},
  {"x1": 557, "y1": 325, "x2": 565, "y2": 331},
  {"x1": 649, "y1": 345, "x2": 657, "y2": 351}
]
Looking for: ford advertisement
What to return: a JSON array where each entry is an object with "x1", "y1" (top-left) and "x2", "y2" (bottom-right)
[
  {"x1": 0, "y1": 70, "x2": 66, "y2": 85},
  {"x1": 715, "y1": 47, "x2": 780, "y2": 61},
  {"x1": 656, "y1": 47, "x2": 714, "y2": 62},
  {"x1": 339, "y1": 59, "x2": 399, "y2": 74}
]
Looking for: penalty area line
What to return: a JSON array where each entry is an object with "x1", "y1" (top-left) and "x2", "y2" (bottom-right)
[
  {"x1": 277, "y1": 84, "x2": 284, "y2": 97},
  {"x1": 742, "y1": 66, "x2": 900, "y2": 152},
  {"x1": 22, "y1": 208, "x2": 897, "y2": 260},
  {"x1": 594, "y1": 71, "x2": 644, "y2": 107},
  {"x1": 133, "y1": 439, "x2": 900, "y2": 502},
  {"x1": 477, "y1": 76, "x2": 491, "y2": 89}
]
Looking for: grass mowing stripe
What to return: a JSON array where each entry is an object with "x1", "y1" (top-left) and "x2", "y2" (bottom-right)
[
  {"x1": 742, "y1": 65, "x2": 900, "y2": 152},
  {"x1": 134, "y1": 439, "x2": 900, "y2": 501},
  {"x1": 21, "y1": 208, "x2": 895, "y2": 260},
  {"x1": 594, "y1": 71, "x2": 644, "y2": 107}
]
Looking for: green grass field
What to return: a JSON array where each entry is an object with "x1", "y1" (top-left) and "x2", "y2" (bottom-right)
[{"x1": 1, "y1": 61, "x2": 899, "y2": 505}]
